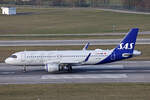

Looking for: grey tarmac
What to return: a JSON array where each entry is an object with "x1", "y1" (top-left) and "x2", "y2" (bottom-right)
[
  {"x1": 0, "y1": 31, "x2": 149, "y2": 37},
  {"x1": 0, "y1": 61, "x2": 150, "y2": 84},
  {"x1": 0, "y1": 39, "x2": 150, "y2": 46},
  {"x1": 99, "y1": 8, "x2": 150, "y2": 15}
]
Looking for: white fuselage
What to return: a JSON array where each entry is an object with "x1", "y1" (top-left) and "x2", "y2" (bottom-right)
[
  {"x1": 5, "y1": 49, "x2": 112, "y2": 66},
  {"x1": 4, "y1": 28, "x2": 142, "y2": 72}
]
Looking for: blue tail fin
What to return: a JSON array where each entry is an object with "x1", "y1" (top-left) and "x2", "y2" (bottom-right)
[
  {"x1": 96, "y1": 28, "x2": 139, "y2": 64},
  {"x1": 115, "y1": 28, "x2": 139, "y2": 54}
]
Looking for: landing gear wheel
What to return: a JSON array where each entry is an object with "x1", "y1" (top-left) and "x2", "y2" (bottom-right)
[
  {"x1": 67, "y1": 65, "x2": 72, "y2": 72},
  {"x1": 59, "y1": 65, "x2": 64, "y2": 71}
]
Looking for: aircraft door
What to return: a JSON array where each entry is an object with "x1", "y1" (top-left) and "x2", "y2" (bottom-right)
[{"x1": 21, "y1": 52, "x2": 26, "y2": 62}]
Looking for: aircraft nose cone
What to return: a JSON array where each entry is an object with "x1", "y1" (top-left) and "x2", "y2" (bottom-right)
[
  {"x1": 5, "y1": 58, "x2": 17, "y2": 65},
  {"x1": 5, "y1": 58, "x2": 12, "y2": 64},
  {"x1": 5, "y1": 58, "x2": 9, "y2": 64}
]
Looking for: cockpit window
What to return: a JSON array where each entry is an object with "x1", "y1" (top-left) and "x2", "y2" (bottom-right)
[{"x1": 10, "y1": 55, "x2": 17, "y2": 58}]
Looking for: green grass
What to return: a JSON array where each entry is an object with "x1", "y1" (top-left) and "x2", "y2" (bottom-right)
[
  {"x1": 1, "y1": 44, "x2": 149, "y2": 62},
  {"x1": 0, "y1": 7, "x2": 150, "y2": 34},
  {"x1": 109, "y1": 0, "x2": 123, "y2": 5},
  {"x1": 0, "y1": 83, "x2": 150, "y2": 100}
]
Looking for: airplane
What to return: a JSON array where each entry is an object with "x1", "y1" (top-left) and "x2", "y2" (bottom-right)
[{"x1": 5, "y1": 28, "x2": 141, "y2": 72}]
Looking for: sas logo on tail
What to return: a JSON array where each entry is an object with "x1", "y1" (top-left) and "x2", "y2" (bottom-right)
[{"x1": 118, "y1": 43, "x2": 134, "y2": 50}]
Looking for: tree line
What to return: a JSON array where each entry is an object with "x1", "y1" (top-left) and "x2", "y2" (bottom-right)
[{"x1": 0, "y1": 0, "x2": 150, "y2": 11}]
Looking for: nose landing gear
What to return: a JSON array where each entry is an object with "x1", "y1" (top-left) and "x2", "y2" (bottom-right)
[{"x1": 23, "y1": 65, "x2": 27, "y2": 72}]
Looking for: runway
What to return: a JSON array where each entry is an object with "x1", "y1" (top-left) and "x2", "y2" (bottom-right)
[
  {"x1": 0, "y1": 61, "x2": 150, "y2": 84},
  {"x1": 0, "y1": 39, "x2": 150, "y2": 46},
  {"x1": 0, "y1": 31, "x2": 149, "y2": 37}
]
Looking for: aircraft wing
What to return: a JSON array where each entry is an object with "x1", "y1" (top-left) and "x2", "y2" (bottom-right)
[
  {"x1": 44, "y1": 53, "x2": 91, "y2": 65},
  {"x1": 60, "y1": 53, "x2": 91, "y2": 64}
]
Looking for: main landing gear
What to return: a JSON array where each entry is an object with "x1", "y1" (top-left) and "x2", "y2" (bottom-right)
[
  {"x1": 59, "y1": 64, "x2": 73, "y2": 72},
  {"x1": 67, "y1": 64, "x2": 72, "y2": 72}
]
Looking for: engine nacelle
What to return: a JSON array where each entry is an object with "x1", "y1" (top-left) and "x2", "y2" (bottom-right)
[{"x1": 45, "y1": 63, "x2": 59, "y2": 72}]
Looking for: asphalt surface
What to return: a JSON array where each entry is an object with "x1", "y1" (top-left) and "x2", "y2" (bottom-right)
[
  {"x1": 0, "y1": 39, "x2": 150, "y2": 46},
  {"x1": 99, "y1": 8, "x2": 150, "y2": 15},
  {"x1": 0, "y1": 61, "x2": 150, "y2": 84},
  {"x1": 0, "y1": 31, "x2": 149, "y2": 37}
]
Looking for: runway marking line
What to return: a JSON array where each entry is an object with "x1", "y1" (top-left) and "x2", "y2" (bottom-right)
[
  {"x1": 41, "y1": 74, "x2": 127, "y2": 79},
  {"x1": 74, "y1": 65, "x2": 124, "y2": 69},
  {"x1": 0, "y1": 72, "x2": 15, "y2": 74}
]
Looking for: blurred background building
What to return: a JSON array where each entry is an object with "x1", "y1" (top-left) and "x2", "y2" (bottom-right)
[{"x1": 1, "y1": 7, "x2": 16, "y2": 15}]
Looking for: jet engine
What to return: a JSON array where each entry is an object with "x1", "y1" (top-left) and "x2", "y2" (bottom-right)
[{"x1": 45, "y1": 63, "x2": 59, "y2": 72}]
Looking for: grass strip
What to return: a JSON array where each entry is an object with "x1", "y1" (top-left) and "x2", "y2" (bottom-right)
[
  {"x1": 0, "y1": 83, "x2": 150, "y2": 100},
  {"x1": 0, "y1": 8, "x2": 150, "y2": 34}
]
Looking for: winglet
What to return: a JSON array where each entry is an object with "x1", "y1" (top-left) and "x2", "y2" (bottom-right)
[
  {"x1": 83, "y1": 42, "x2": 90, "y2": 50},
  {"x1": 83, "y1": 53, "x2": 91, "y2": 62}
]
